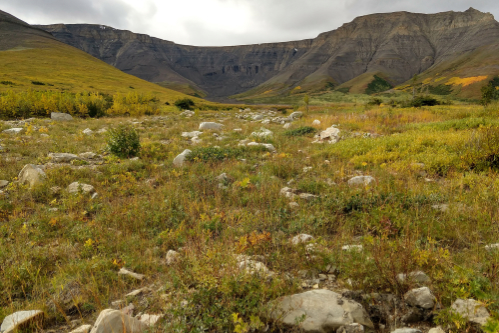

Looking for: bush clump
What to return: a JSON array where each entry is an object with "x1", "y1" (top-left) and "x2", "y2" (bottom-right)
[
  {"x1": 186, "y1": 147, "x2": 244, "y2": 162},
  {"x1": 174, "y1": 98, "x2": 195, "y2": 110},
  {"x1": 106, "y1": 125, "x2": 141, "y2": 158},
  {"x1": 365, "y1": 75, "x2": 392, "y2": 95},
  {"x1": 284, "y1": 126, "x2": 317, "y2": 137}
]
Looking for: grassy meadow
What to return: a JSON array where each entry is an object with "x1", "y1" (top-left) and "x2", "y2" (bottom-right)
[{"x1": 3, "y1": 100, "x2": 499, "y2": 332}]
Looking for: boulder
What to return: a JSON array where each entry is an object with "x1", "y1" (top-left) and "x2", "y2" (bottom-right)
[
  {"x1": 79, "y1": 152, "x2": 98, "y2": 159},
  {"x1": 397, "y1": 271, "x2": 430, "y2": 284},
  {"x1": 67, "y1": 182, "x2": 95, "y2": 194},
  {"x1": 348, "y1": 176, "x2": 376, "y2": 187},
  {"x1": 313, "y1": 126, "x2": 341, "y2": 144},
  {"x1": 280, "y1": 187, "x2": 298, "y2": 199},
  {"x1": 83, "y1": 128, "x2": 93, "y2": 135},
  {"x1": 428, "y1": 327, "x2": 445, "y2": 333},
  {"x1": 173, "y1": 149, "x2": 192, "y2": 167},
  {"x1": 49, "y1": 153, "x2": 81, "y2": 163},
  {"x1": 270, "y1": 289, "x2": 374, "y2": 333},
  {"x1": 18, "y1": 164, "x2": 46, "y2": 188},
  {"x1": 289, "y1": 111, "x2": 303, "y2": 120},
  {"x1": 70, "y1": 325, "x2": 92, "y2": 333},
  {"x1": 283, "y1": 123, "x2": 292, "y2": 129},
  {"x1": 451, "y1": 299, "x2": 490, "y2": 325},
  {"x1": 89, "y1": 309, "x2": 149, "y2": 333},
  {"x1": 238, "y1": 260, "x2": 271, "y2": 276},
  {"x1": 51, "y1": 112, "x2": 73, "y2": 121},
  {"x1": 250, "y1": 128, "x2": 273, "y2": 139},
  {"x1": 312, "y1": 120, "x2": 321, "y2": 126},
  {"x1": 247, "y1": 142, "x2": 276, "y2": 152},
  {"x1": 199, "y1": 122, "x2": 224, "y2": 130},
  {"x1": 1, "y1": 310, "x2": 44, "y2": 333},
  {"x1": 0, "y1": 180, "x2": 9, "y2": 188},
  {"x1": 290, "y1": 234, "x2": 314, "y2": 245},
  {"x1": 404, "y1": 287, "x2": 435, "y2": 309},
  {"x1": 252, "y1": 115, "x2": 264, "y2": 121},
  {"x1": 2, "y1": 128, "x2": 24, "y2": 134}
]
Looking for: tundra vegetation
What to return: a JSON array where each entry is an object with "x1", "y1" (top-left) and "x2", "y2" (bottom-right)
[{"x1": 3, "y1": 91, "x2": 499, "y2": 333}]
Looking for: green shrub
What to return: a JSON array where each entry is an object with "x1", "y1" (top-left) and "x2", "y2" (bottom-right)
[
  {"x1": 284, "y1": 126, "x2": 317, "y2": 137},
  {"x1": 367, "y1": 98, "x2": 383, "y2": 106},
  {"x1": 365, "y1": 75, "x2": 392, "y2": 95},
  {"x1": 31, "y1": 81, "x2": 45, "y2": 86},
  {"x1": 174, "y1": 98, "x2": 195, "y2": 110},
  {"x1": 106, "y1": 125, "x2": 141, "y2": 158},
  {"x1": 186, "y1": 147, "x2": 244, "y2": 162},
  {"x1": 405, "y1": 96, "x2": 441, "y2": 107},
  {"x1": 0, "y1": 81, "x2": 13, "y2": 86}
]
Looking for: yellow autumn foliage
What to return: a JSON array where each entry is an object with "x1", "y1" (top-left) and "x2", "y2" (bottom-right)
[{"x1": 445, "y1": 76, "x2": 488, "y2": 87}]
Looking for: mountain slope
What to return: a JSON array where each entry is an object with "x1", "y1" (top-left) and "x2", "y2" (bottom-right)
[
  {"x1": 36, "y1": 8, "x2": 499, "y2": 99},
  {"x1": 0, "y1": 10, "x2": 198, "y2": 104}
]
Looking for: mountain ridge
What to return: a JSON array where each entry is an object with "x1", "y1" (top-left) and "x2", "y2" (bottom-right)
[{"x1": 35, "y1": 7, "x2": 499, "y2": 99}]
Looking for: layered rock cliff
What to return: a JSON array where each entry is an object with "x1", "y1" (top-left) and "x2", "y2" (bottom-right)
[{"x1": 36, "y1": 8, "x2": 499, "y2": 98}]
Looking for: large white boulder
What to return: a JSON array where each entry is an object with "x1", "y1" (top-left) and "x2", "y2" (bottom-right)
[
  {"x1": 199, "y1": 122, "x2": 224, "y2": 130},
  {"x1": 18, "y1": 165, "x2": 46, "y2": 188},
  {"x1": 173, "y1": 149, "x2": 192, "y2": 167},
  {"x1": 2, "y1": 128, "x2": 24, "y2": 134},
  {"x1": 451, "y1": 299, "x2": 490, "y2": 325},
  {"x1": 51, "y1": 112, "x2": 73, "y2": 121},
  {"x1": 270, "y1": 289, "x2": 374, "y2": 333},
  {"x1": 314, "y1": 126, "x2": 341, "y2": 144},
  {"x1": 1, "y1": 310, "x2": 44, "y2": 333},
  {"x1": 89, "y1": 309, "x2": 149, "y2": 333}
]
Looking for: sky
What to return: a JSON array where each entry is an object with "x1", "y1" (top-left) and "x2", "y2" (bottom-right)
[{"x1": 0, "y1": 0, "x2": 498, "y2": 46}]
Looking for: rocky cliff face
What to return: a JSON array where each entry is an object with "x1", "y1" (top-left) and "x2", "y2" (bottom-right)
[{"x1": 36, "y1": 8, "x2": 499, "y2": 98}]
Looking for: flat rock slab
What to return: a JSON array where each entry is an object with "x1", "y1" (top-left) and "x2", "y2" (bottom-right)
[
  {"x1": 89, "y1": 309, "x2": 148, "y2": 333},
  {"x1": 49, "y1": 153, "x2": 81, "y2": 163},
  {"x1": 1, "y1": 310, "x2": 44, "y2": 333}
]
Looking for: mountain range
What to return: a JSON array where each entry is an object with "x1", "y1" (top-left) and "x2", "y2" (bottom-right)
[{"x1": 3, "y1": 8, "x2": 499, "y2": 101}]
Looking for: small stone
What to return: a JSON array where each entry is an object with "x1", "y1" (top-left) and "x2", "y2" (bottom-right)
[
  {"x1": 2, "y1": 128, "x2": 24, "y2": 134},
  {"x1": 289, "y1": 111, "x2": 303, "y2": 120},
  {"x1": 51, "y1": 112, "x2": 73, "y2": 121},
  {"x1": 69, "y1": 324, "x2": 92, "y2": 333},
  {"x1": 348, "y1": 176, "x2": 376, "y2": 187},
  {"x1": 299, "y1": 193, "x2": 319, "y2": 201},
  {"x1": 0, "y1": 180, "x2": 9, "y2": 188},
  {"x1": 82, "y1": 128, "x2": 93, "y2": 135},
  {"x1": 485, "y1": 243, "x2": 499, "y2": 251},
  {"x1": 312, "y1": 120, "x2": 321, "y2": 126},
  {"x1": 126, "y1": 288, "x2": 148, "y2": 297},
  {"x1": 138, "y1": 314, "x2": 163, "y2": 327},
  {"x1": 0, "y1": 310, "x2": 44, "y2": 333},
  {"x1": 67, "y1": 182, "x2": 95, "y2": 195},
  {"x1": 165, "y1": 250, "x2": 180, "y2": 265},
  {"x1": 49, "y1": 153, "x2": 81, "y2": 163},
  {"x1": 391, "y1": 329, "x2": 422, "y2": 333},
  {"x1": 199, "y1": 122, "x2": 224, "y2": 130},
  {"x1": 397, "y1": 271, "x2": 430, "y2": 284},
  {"x1": 118, "y1": 268, "x2": 145, "y2": 281},
  {"x1": 250, "y1": 127, "x2": 273, "y2": 139},
  {"x1": 337, "y1": 323, "x2": 364, "y2": 333},
  {"x1": 283, "y1": 123, "x2": 291, "y2": 129},
  {"x1": 428, "y1": 327, "x2": 445, "y2": 333},
  {"x1": 233, "y1": 128, "x2": 243, "y2": 132},
  {"x1": 91, "y1": 193, "x2": 98, "y2": 200},
  {"x1": 181, "y1": 131, "x2": 203, "y2": 138},
  {"x1": 291, "y1": 234, "x2": 314, "y2": 245},
  {"x1": 79, "y1": 152, "x2": 98, "y2": 159},
  {"x1": 238, "y1": 260, "x2": 271, "y2": 276},
  {"x1": 342, "y1": 245, "x2": 363, "y2": 252},
  {"x1": 50, "y1": 186, "x2": 62, "y2": 194},
  {"x1": 289, "y1": 202, "x2": 300, "y2": 209}
]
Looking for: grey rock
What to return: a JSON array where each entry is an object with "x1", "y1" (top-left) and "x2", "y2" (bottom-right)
[
  {"x1": 348, "y1": 176, "x2": 376, "y2": 187},
  {"x1": 397, "y1": 271, "x2": 430, "y2": 284},
  {"x1": 18, "y1": 164, "x2": 46, "y2": 188},
  {"x1": 67, "y1": 182, "x2": 95, "y2": 194},
  {"x1": 313, "y1": 127, "x2": 341, "y2": 144},
  {"x1": 69, "y1": 324, "x2": 92, "y2": 333},
  {"x1": 342, "y1": 245, "x2": 363, "y2": 252},
  {"x1": 337, "y1": 323, "x2": 364, "y2": 333},
  {"x1": 2, "y1": 128, "x2": 23, "y2": 134},
  {"x1": 199, "y1": 122, "x2": 223, "y2": 130},
  {"x1": 137, "y1": 314, "x2": 163, "y2": 327},
  {"x1": 270, "y1": 289, "x2": 374, "y2": 333},
  {"x1": 404, "y1": 287, "x2": 435, "y2": 309},
  {"x1": 252, "y1": 115, "x2": 264, "y2": 121},
  {"x1": 0, "y1": 180, "x2": 8, "y2": 188},
  {"x1": 283, "y1": 123, "x2": 292, "y2": 129},
  {"x1": 238, "y1": 260, "x2": 272, "y2": 276},
  {"x1": 1, "y1": 310, "x2": 44, "y2": 333},
  {"x1": 49, "y1": 153, "x2": 81, "y2": 163},
  {"x1": 312, "y1": 120, "x2": 321, "y2": 126},
  {"x1": 173, "y1": 149, "x2": 192, "y2": 167},
  {"x1": 299, "y1": 193, "x2": 319, "y2": 201},
  {"x1": 165, "y1": 250, "x2": 180, "y2": 265},
  {"x1": 246, "y1": 142, "x2": 276, "y2": 152},
  {"x1": 118, "y1": 268, "x2": 145, "y2": 281},
  {"x1": 391, "y1": 329, "x2": 422, "y2": 333},
  {"x1": 82, "y1": 128, "x2": 93, "y2": 135},
  {"x1": 428, "y1": 327, "x2": 445, "y2": 333},
  {"x1": 181, "y1": 131, "x2": 203, "y2": 138},
  {"x1": 451, "y1": 299, "x2": 490, "y2": 326},
  {"x1": 290, "y1": 234, "x2": 314, "y2": 245},
  {"x1": 51, "y1": 112, "x2": 73, "y2": 121},
  {"x1": 79, "y1": 152, "x2": 98, "y2": 159},
  {"x1": 250, "y1": 127, "x2": 273, "y2": 139},
  {"x1": 289, "y1": 112, "x2": 303, "y2": 120},
  {"x1": 89, "y1": 309, "x2": 148, "y2": 333}
]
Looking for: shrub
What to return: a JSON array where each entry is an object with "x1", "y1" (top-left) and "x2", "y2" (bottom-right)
[
  {"x1": 367, "y1": 98, "x2": 383, "y2": 106},
  {"x1": 186, "y1": 147, "x2": 244, "y2": 162},
  {"x1": 174, "y1": 98, "x2": 195, "y2": 110},
  {"x1": 31, "y1": 81, "x2": 45, "y2": 86},
  {"x1": 284, "y1": 126, "x2": 317, "y2": 137},
  {"x1": 365, "y1": 75, "x2": 392, "y2": 95},
  {"x1": 405, "y1": 96, "x2": 441, "y2": 107},
  {"x1": 106, "y1": 125, "x2": 141, "y2": 158},
  {"x1": 0, "y1": 81, "x2": 13, "y2": 86}
]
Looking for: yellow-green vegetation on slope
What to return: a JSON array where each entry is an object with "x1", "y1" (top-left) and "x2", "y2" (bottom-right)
[
  {"x1": 0, "y1": 38, "x2": 206, "y2": 109},
  {"x1": 5, "y1": 102, "x2": 499, "y2": 331}
]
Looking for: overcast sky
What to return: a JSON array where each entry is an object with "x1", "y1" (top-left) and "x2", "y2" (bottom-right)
[{"x1": 0, "y1": 0, "x2": 498, "y2": 46}]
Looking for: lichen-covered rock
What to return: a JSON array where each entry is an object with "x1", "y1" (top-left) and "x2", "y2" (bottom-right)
[
  {"x1": 404, "y1": 287, "x2": 435, "y2": 309},
  {"x1": 51, "y1": 112, "x2": 73, "y2": 121},
  {"x1": 451, "y1": 299, "x2": 490, "y2": 325},
  {"x1": 67, "y1": 182, "x2": 95, "y2": 194},
  {"x1": 348, "y1": 176, "x2": 375, "y2": 187},
  {"x1": 18, "y1": 164, "x2": 46, "y2": 188},
  {"x1": 173, "y1": 149, "x2": 192, "y2": 167}
]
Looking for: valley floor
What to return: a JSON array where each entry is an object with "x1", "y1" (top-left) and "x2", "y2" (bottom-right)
[{"x1": 1, "y1": 103, "x2": 499, "y2": 332}]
